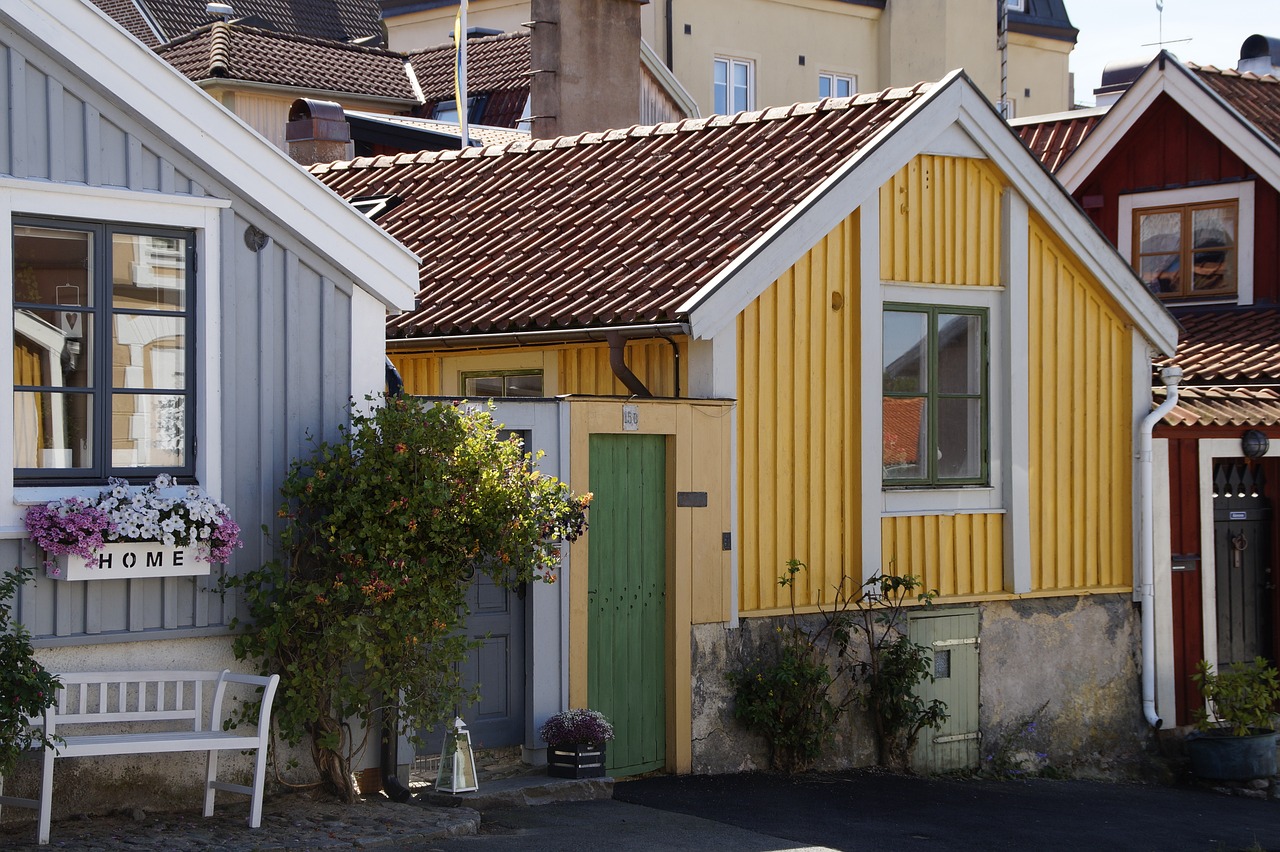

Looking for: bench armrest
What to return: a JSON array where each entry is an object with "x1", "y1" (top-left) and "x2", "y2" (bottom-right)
[{"x1": 209, "y1": 671, "x2": 280, "y2": 738}]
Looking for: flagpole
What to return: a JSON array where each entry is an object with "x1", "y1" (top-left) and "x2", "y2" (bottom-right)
[{"x1": 455, "y1": 0, "x2": 470, "y2": 149}]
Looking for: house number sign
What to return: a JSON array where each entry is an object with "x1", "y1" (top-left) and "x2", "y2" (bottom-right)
[{"x1": 622, "y1": 404, "x2": 640, "y2": 431}]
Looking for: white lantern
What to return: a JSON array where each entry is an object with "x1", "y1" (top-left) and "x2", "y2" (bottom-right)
[{"x1": 435, "y1": 716, "x2": 479, "y2": 794}]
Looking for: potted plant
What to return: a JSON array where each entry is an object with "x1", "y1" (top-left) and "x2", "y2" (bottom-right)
[
  {"x1": 25, "y1": 474, "x2": 241, "y2": 581},
  {"x1": 1186, "y1": 657, "x2": 1280, "y2": 780},
  {"x1": 539, "y1": 709, "x2": 614, "y2": 779}
]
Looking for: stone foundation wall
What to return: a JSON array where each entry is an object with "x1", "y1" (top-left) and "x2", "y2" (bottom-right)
[{"x1": 691, "y1": 594, "x2": 1154, "y2": 779}]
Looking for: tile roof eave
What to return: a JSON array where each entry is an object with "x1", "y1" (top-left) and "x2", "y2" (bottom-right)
[{"x1": 193, "y1": 77, "x2": 420, "y2": 109}]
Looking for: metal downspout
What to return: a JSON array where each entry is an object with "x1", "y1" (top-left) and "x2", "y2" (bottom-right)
[
  {"x1": 606, "y1": 331, "x2": 653, "y2": 397},
  {"x1": 1139, "y1": 365, "x2": 1182, "y2": 729}
]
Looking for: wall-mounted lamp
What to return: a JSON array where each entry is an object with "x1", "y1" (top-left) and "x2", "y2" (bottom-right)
[{"x1": 1242, "y1": 429, "x2": 1270, "y2": 459}]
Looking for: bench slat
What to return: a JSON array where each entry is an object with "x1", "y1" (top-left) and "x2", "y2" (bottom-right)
[{"x1": 57, "y1": 730, "x2": 262, "y2": 758}]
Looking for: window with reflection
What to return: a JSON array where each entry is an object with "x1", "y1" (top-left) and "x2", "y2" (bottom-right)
[
  {"x1": 1135, "y1": 201, "x2": 1237, "y2": 299},
  {"x1": 883, "y1": 305, "x2": 987, "y2": 487},
  {"x1": 13, "y1": 219, "x2": 194, "y2": 483},
  {"x1": 462, "y1": 370, "x2": 543, "y2": 398}
]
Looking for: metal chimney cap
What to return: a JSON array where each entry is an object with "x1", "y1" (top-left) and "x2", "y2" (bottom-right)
[{"x1": 206, "y1": 2, "x2": 234, "y2": 18}]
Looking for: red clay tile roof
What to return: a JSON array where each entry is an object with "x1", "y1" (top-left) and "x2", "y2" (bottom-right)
[
  {"x1": 1159, "y1": 308, "x2": 1280, "y2": 385},
  {"x1": 158, "y1": 22, "x2": 418, "y2": 100},
  {"x1": 409, "y1": 33, "x2": 531, "y2": 127},
  {"x1": 1187, "y1": 63, "x2": 1280, "y2": 149},
  {"x1": 91, "y1": 0, "x2": 162, "y2": 48},
  {"x1": 1011, "y1": 107, "x2": 1106, "y2": 173},
  {"x1": 1157, "y1": 385, "x2": 1280, "y2": 427},
  {"x1": 118, "y1": 0, "x2": 383, "y2": 45},
  {"x1": 311, "y1": 84, "x2": 935, "y2": 339}
]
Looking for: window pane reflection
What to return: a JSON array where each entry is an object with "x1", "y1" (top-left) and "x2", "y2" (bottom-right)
[
  {"x1": 15, "y1": 310, "x2": 95, "y2": 389},
  {"x1": 937, "y1": 397, "x2": 981, "y2": 479},
  {"x1": 113, "y1": 314, "x2": 186, "y2": 389},
  {"x1": 883, "y1": 397, "x2": 927, "y2": 480},
  {"x1": 111, "y1": 393, "x2": 186, "y2": 468},
  {"x1": 112, "y1": 233, "x2": 187, "y2": 311},
  {"x1": 937, "y1": 313, "x2": 981, "y2": 394},
  {"x1": 884, "y1": 311, "x2": 928, "y2": 393},
  {"x1": 13, "y1": 391, "x2": 94, "y2": 469}
]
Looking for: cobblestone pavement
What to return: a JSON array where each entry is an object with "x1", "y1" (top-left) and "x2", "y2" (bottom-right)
[{"x1": 0, "y1": 790, "x2": 480, "y2": 851}]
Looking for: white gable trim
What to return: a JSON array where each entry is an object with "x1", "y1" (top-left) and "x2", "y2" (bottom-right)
[
  {"x1": 1056, "y1": 54, "x2": 1280, "y2": 194},
  {"x1": 684, "y1": 72, "x2": 968, "y2": 340},
  {"x1": 684, "y1": 70, "x2": 1179, "y2": 356},
  {"x1": 5, "y1": 0, "x2": 419, "y2": 312}
]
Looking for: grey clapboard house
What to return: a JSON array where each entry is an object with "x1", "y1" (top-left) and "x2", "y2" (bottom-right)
[{"x1": 0, "y1": 0, "x2": 417, "y2": 814}]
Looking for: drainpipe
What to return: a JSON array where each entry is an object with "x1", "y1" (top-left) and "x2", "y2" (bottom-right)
[
  {"x1": 605, "y1": 331, "x2": 653, "y2": 397},
  {"x1": 1138, "y1": 365, "x2": 1182, "y2": 729}
]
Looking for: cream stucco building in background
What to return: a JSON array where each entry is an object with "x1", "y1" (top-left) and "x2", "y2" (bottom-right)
[{"x1": 380, "y1": 0, "x2": 1078, "y2": 118}]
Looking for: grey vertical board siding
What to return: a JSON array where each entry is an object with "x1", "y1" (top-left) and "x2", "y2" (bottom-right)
[
  {"x1": 0, "y1": 29, "x2": 366, "y2": 642},
  {"x1": 0, "y1": 28, "x2": 205, "y2": 192}
]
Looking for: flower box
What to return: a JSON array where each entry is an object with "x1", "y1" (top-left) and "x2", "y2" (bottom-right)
[
  {"x1": 546, "y1": 743, "x2": 607, "y2": 779},
  {"x1": 50, "y1": 541, "x2": 206, "y2": 581}
]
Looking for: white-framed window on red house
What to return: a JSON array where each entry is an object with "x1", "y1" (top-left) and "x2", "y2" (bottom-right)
[{"x1": 1134, "y1": 200, "x2": 1238, "y2": 300}]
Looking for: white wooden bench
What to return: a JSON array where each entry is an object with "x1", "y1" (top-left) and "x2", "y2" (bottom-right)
[{"x1": 0, "y1": 669, "x2": 279, "y2": 845}]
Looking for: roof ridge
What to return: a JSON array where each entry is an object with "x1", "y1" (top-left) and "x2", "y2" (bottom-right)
[
  {"x1": 313, "y1": 82, "x2": 936, "y2": 174},
  {"x1": 410, "y1": 29, "x2": 531, "y2": 59},
  {"x1": 157, "y1": 20, "x2": 410, "y2": 59},
  {"x1": 1188, "y1": 61, "x2": 1280, "y2": 84}
]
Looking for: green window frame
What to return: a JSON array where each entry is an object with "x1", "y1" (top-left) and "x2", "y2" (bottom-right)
[
  {"x1": 13, "y1": 217, "x2": 197, "y2": 485},
  {"x1": 461, "y1": 369, "x2": 544, "y2": 399},
  {"x1": 882, "y1": 304, "x2": 988, "y2": 487}
]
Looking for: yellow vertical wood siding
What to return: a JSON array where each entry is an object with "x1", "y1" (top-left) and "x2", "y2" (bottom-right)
[
  {"x1": 391, "y1": 352, "x2": 443, "y2": 395},
  {"x1": 881, "y1": 514, "x2": 1005, "y2": 597},
  {"x1": 737, "y1": 213, "x2": 859, "y2": 612},
  {"x1": 558, "y1": 339, "x2": 684, "y2": 397},
  {"x1": 1027, "y1": 214, "x2": 1133, "y2": 591},
  {"x1": 391, "y1": 339, "x2": 684, "y2": 397},
  {"x1": 880, "y1": 155, "x2": 1004, "y2": 286}
]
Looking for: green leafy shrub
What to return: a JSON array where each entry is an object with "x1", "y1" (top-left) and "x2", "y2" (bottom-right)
[
  {"x1": 0, "y1": 565, "x2": 61, "y2": 778},
  {"x1": 225, "y1": 396, "x2": 590, "y2": 800},
  {"x1": 728, "y1": 561, "x2": 947, "y2": 773},
  {"x1": 1192, "y1": 657, "x2": 1280, "y2": 736}
]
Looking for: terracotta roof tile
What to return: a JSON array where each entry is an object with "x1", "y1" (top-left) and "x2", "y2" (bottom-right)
[
  {"x1": 125, "y1": 0, "x2": 382, "y2": 45},
  {"x1": 157, "y1": 22, "x2": 417, "y2": 100},
  {"x1": 1159, "y1": 308, "x2": 1280, "y2": 385},
  {"x1": 91, "y1": 0, "x2": 162, "y2": 48},
  {"x1": 1187, "y1": 63, "x2": 1280, "y2": 148},
  {"x1": 1010, "y1": 107, "x2": 1106, "y2": 173},
  {"x1": 1157, "y1": 385, "x2": 1280, "y2": 427},
  {"x1": 313, "y1": 83, "x2": 934, "y2": 339}
]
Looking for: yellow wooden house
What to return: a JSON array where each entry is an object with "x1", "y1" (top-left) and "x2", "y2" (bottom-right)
[{"x1": 315, "y1": 69, "x2": 1178, "y2": 776}]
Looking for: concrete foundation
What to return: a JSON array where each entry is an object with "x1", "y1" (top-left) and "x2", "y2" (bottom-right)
[{"x1": 691, "y1": 594, "x2": 1155, "y2": 779}]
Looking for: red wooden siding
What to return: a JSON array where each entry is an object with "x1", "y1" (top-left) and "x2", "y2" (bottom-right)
[
  {"x1": 1072, "y1": 93, "x2": 1280, "y2": 305},
  {"x1": 1163, "y1": 433, "x2": 1203, "y2": 725}
]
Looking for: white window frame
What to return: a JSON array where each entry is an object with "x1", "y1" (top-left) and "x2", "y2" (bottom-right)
[
  {"x1": 713, "y1": 56, "x2": 755, "y2": 115},
  {"x1": 876, "y1": 282, "x2": 1005, "y2": 516},
  {"x1": 0, "y1": 180, "x2": 227, "y2": 536},
  {"x1": 1117, "y1": 182, "x2": 1255, "y2": 306},
  {"x1": 819, "y1": 72, "x2": 856, "y2": 100},
  {"x1": 1003, "y1": 0, "x2": 1026, "y2": 12}
]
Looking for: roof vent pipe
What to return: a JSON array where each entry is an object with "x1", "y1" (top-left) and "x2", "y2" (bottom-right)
[
  {"x1": 1138, "y1": 365, "x2": 1182, "y2": 730},
  {"x1": 1238, "y1": 34, "x2": 1280, "y2": 77}
]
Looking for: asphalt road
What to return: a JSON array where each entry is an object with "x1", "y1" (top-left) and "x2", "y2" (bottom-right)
[{"x1": 418, "y1": 770, "x2": 1280, "y2": 852}]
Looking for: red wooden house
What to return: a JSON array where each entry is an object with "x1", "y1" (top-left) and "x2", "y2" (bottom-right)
[{"x1": 1017, "y1": 41, "x2": 1280, "y2": 727}]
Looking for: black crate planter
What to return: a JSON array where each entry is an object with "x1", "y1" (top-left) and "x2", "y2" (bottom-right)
[{"x1": 547, "y1": 743, "x2": 607, "y2": 778}]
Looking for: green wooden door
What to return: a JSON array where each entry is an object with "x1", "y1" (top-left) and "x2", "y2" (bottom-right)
[
  {"x1": 587, "y1": 434, "x2": 666, "y2": 776},
  {"x1": 909, "y1": 609, "x2": 980, "y2": 773}
]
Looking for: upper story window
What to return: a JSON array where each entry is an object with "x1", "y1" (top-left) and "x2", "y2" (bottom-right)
[
  {"x1": 819, "y1": 73, "x2": 855, "y2": 100},
  {"x1": 1135, "y1": 200, "x2": 1238, "y2": 300},
  {"x1": 1002, "y1": 0, "x2": 1026, "y2": 12},
  {"x1": 714, "y1": 56, "x2": 754, "y2": 115},
  {"x1": 462, "y1": 369, "x2": 543, "y2": 398},
  {"x1": 13, "y1": 218, "x2": 195, "y2": 484},
  {"x1": 883, "y1": 304, "x2": 988, "y2": 487}
]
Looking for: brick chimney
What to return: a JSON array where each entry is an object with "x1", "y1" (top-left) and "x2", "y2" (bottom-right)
[
  {"x1": 529, "y1": 0, "x2": 645, "y2": 139},
  {"x1": 286, "y1": 98, "x2": 353, "y2": 165}
]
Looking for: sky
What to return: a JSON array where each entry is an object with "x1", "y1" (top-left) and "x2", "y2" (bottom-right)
[{"x1": 1066, "y1": 0, "x2": 1276, "y2": 107}]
